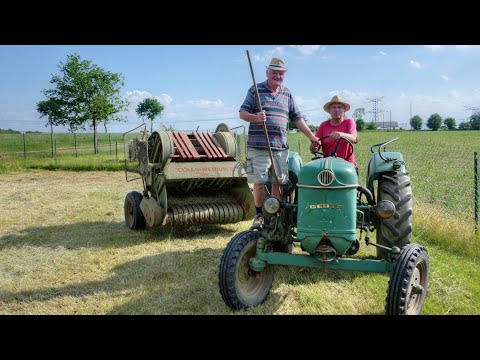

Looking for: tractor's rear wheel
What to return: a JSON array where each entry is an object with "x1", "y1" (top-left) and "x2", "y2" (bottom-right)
[
  {"x1": 218, "y1": 230, "x2": 274, "y2": 310},
  {"x1": 124, "y1": 191, "x2": 146, "y2": 230},
  {"x1": 386, "y1": 244, "x2": 429, "y2": 315},
  {"x1": 376, "y1": 172, "x2": 412, "y2": 259}
]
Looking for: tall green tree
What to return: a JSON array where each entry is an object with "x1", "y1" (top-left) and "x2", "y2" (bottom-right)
[
  {"x1": 470, "y1": 112, "x2": 480, "y2": 130},
  {"x1": 37, "y1": 99, "x2": 64, "y2": 157},
  {"x1": 353, "y1": 108, "x2": 365, "y2": 121},
  {"x1": 37, "y1": 53, "x2": 129, "y2": 154},
  {"x1": 427, "y1": 113, "x2": 443, "y2": 131},
  {"x1": 410, "y1": 115, "x2": 423, "y2": 130},
  {"x1": 443, "y1": 117, "x2": 456, "y2": 130},
  {"x1": 136, "y1": 98, "x2": 165, "y2": 133}
]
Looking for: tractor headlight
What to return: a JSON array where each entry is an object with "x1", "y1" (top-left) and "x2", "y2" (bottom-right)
[
  {"x1": 372, "y1": 200, "x2": 396, "y2": 219},
  {"x1": 263, "y1": 197, "x2": 281, "y2": 214}
]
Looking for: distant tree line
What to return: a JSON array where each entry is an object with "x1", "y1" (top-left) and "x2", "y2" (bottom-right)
[
  {"x1": 350, "y1": 107, "x2": 480, "y2": 132},
  {"x1": 409, "y1": 112, "x2": 480, "y2": 131}
]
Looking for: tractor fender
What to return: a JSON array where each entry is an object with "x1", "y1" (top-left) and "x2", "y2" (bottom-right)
[
  {"x1": 366, "y1": 152, "x2": 407, "y2": 191},
  {"x1": 288, "y1": 151, "x2": 303, "y2": 184}
]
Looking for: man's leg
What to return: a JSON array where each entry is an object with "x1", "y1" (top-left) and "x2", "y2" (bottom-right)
[{"x1": 252, "y1": 183, "x2": 264, "y2": 208}]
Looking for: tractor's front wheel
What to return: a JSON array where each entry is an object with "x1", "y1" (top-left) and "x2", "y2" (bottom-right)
[
  {"x1": 124, "y1": 191, "x2": 146, "y2": 230},
  {"x1": 386, "y1": 244, "x2": 429, "y2": 315},
  {"x1": 218, "y1": 230, "x2": 274, "y2": 310},
  {"x1": 376, "y1": 172, "x2": 412, "y2": 259}
]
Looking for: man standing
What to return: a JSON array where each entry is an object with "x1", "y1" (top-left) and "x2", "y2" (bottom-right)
[{"x1": 240, "y1": 57, "x2": 319, "y2": 228}]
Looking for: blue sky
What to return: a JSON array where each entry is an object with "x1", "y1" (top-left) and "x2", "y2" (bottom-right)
[{"x1": 0, "y1": 45, "x2": 479, "y2": 133}]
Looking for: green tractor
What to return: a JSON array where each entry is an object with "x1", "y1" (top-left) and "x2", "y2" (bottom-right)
[{"x1": 218, "y1": 136, "x2": 429, "y2": 315}]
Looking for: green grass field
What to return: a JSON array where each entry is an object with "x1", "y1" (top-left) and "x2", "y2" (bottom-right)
[{"x1": 0, "y1": 130, "x2": 479, "y2": 314}]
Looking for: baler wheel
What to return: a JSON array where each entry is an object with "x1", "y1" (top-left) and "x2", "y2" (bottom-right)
[
  {"x1": 219, "y1": 230, "x2": 273, "y2": 310},
  {"x1": 386, "y1": 243, "x2": 429, "y2": 315},
  {"x1": 124, "y1": 191, "x2": 146, "y2": 230}
]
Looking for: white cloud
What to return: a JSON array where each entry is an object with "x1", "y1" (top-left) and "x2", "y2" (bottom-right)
[
  {"x1": 455, "y1": 45, "x2": 473, "y2": 50},
  {"x1": 289, "y1": 45, "x2": 322, "y2": 55},
  {"x1": 125, "y1": 90, "x2": 152, "y2": 103},
  {"x1": 379, "y1": 51, "x2": 387, "y2": 56},
  {"x1": 294, "y1": 96, "x2": 321, "y2": 108},
  {"x1": 440, "y1": 75, "x2": 450, "y2": 82},
  {"x1": 252, "y1": 47, "x2": 286, "y2": 62},
  {"x1": 188, "y1": 99, "x2": 225, "y2": 109},
  {"x1": 155, "y1": 94, "x2": 173, "y2": 106},
  {"x1": 124, "y1": 90, "x2": 174, "y2": 118},
  {"x1": 448, "y1": 90, "x2": 461, "y2": 99},
  {"x1": 424, "y1": 45, "x2": 443, "y2": 51},
  {"x1": 409, "y1": 60, "x2": 422, "y2": 69}
]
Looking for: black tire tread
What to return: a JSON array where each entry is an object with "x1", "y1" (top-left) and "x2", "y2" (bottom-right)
[
  {"x1": 376, "y1": 172, "x2": 412, "y2": 259},
  {"x1": 124, "y1": 191, "x2": 146, "y2": 230},
  {"x1": 218, "y1": 230, "x2": 273, "y2": 310},
  {"x1": 386, "y1": 243, "x2": 429, "y2": 315}
]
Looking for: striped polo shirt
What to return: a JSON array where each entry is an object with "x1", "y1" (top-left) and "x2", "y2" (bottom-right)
[{"x1": 239, "y1": 81, "x2": 302, "y2": 150}]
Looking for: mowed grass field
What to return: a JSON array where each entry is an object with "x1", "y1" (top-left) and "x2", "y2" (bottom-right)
[{"x1": 0, "y1": 130, "x2": 479, "y2": 314}]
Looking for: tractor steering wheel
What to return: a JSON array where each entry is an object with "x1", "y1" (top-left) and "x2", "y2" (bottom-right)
[{"x1": 312, "y1": 135, "x2": 355, "y2": 161}]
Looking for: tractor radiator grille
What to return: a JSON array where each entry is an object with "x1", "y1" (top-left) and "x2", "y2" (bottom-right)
[{"x1": 318, "y1": 170, "x2": 335, "y2": 186}]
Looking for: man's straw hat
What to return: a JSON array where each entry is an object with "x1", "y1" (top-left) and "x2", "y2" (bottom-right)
[
  {"x1": 266, "y1": 57, "x2": 287, "y2": 72},
  {"x1": 323, "y1": 95, "x2": 351, "y2": 112}
]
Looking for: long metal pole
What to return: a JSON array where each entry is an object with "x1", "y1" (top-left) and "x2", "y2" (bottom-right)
[{"x1": 246, "y1": 50, "x2": 280, "y2": 191}]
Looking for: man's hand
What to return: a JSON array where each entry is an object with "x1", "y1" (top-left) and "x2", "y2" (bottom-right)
[
  {"x1": 310, "y1": 139, "x2": 321, "y2": 153},
  {"x1": 329, "y1": 131, "x2": 343, "y2": 139},
  {"x1": 253, "y1": 110, "x2": 266, "y2": 123}
]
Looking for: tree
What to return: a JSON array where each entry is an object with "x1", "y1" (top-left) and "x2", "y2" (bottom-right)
[
  {"x1": 470, "y1": 112, "x2": 480, "y2": 130},
  {"x1": 353, "y1": 108, "x2": 365, "y2": 121},
  {"x1": 426, "y1": 113, "x2": 442, "y2": 131},
  {"x1": 356, "y1": 118, "x2": 366, "y2": 131},
  {"x1": 410, "y1": 115, "x2": 423, "y2": 130},
  {"x1": 37, "y1": 53, "x2": 129, "y2": 154},
  {"x1": 443, "y1": 117, "x2": 456, "y2": 130},
  {"x1": 366, "y1": 121, "x2": 377, "y2": 130},
  {"x1": 136, "y1": 98, "x2": 165, "y2": 133},
  {"x1": 458, "y1": 121, "x2": 472, "y2": 130}
]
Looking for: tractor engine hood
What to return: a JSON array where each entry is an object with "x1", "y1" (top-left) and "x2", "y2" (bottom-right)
[
  {"x1": 298, "y1": 157, "x2": 357, "y2": 188},
  {"x1": 296, "y1": 157, "x2": 358, "y2": 256}
]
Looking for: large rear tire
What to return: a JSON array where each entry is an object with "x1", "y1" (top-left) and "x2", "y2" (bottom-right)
[
  {"x1": 376, "y1": 172, "x2": 412, "y2": 259},
  {"x1": 386, "y1": 244, "x2": 429, "y2": 315},
  {"x1": 218, "y1": 230, "x2": 274, "y2": 310},
  {"x1": 124, "y1": 191, "x2": 146, "y2": 230}
]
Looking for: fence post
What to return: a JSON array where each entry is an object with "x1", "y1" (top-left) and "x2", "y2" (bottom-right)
[
  {"x1": 23, "y1": 132, "x2": 26, "y2": 160},
  {"x1": 116, "y1": 140, "x2": 118, "y2": 162},
  {"x1": 475, "y1": 152, "x2": 478, "y2": 235},
  {"x1": 109, "y1": 134, "x2": 112, "y2": 154},
  {"x1": 54, "y1": 139, "x2": 57, "y2": 157},
  {"x1": 50, "y1": 125, "x2": 54, "y2": 158},
  {"x1": 74, "y1": 133, "x2": 77, "y2": 158}
]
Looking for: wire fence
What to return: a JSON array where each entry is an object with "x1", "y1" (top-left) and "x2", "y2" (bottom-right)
[{"x1": 0, "y1": 132, "x2": 139, "y2": 160}]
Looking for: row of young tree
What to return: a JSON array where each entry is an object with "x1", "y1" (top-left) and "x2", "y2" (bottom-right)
[
  {"x1": 37, "y1": 53, "x2": 165, "y2": 154},
  {"x1": 409, "y1": 113, "x2": 480, "y2": 131}
]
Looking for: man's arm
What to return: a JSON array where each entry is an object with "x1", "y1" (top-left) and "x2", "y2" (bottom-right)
[{"x1": 293, "y1": 117, "x2": 318, "y2": 143}]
